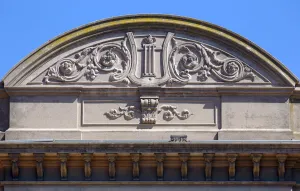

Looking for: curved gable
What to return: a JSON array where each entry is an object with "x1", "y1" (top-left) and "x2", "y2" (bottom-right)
[
  {"x1": 2, "y1": 15, "x2": 300, "y2": 141},
  {"x1": 3, "y1": 15, "x2": 298, "y2": 89}
]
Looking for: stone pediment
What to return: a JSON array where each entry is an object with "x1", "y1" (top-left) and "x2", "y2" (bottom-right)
[
  {"x1": 33, "y1": 32, "x2": 269, "y2": 87},
  {"x1": 1, "y1": 15, "x2": 300, "y2": 189},
  {"x1": 1, "y1": 15, "x2": 299, "y2": 141},
  {"x1": 3, "y1": 15, "x2": 298, "y2": 89}
]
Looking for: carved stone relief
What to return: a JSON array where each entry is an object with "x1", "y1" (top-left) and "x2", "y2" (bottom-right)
[
  {"x1": 44, "y1": 36, "x2": 131, "y2": 85},
  {"x1": 104, "y1": 106, "x2": 138, "y2": 120},
  {"x1": 41, "y1": 32, "x2": 268, "y2": 86},
  {"x1": 169, "y1": 135, "x2": 188, "y2": 142},
  {"x1": 83, "y1": 98, "x2": 216, "y2": 127},
  {"x1": 140, "y1": 96, "x2": 159, "y2": 124},
  {"x1": 103, "y1": 99, "x2": 192, "y2": 124},
  {"x1": 158, "y1": 105, "x2": 192, "y2": 121},
  {"x1": 168, "y1": 39, "x2": 256, "y2": 84},
  {"x1": 142, "y1": 35, "x2": 156, "y2": 77}
]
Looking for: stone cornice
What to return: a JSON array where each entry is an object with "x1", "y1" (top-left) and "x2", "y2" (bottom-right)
[
  {"x1": 0, "y1": 181, "x2": 296, "y2": 186},
  {"x1": 4, "y1": 86, "x2": 295, "y2": 97},
  {"x1": 1, "y1": 140, "x2": 300, "y2": 153}
]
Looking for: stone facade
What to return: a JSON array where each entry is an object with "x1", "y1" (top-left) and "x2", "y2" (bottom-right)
[{"x1": 0, "y1": 15, "x2": 299, "y2": 191}]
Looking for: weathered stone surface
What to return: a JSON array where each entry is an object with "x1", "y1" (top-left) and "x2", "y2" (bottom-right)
[
  {"x1": 291, "y1": 102, "x2": 300, "y2": 138},
  {"x1": 222, "y1": 96, "x2": 290, "y2": 130},
  {"x1": 2, "y1": 13, "x2": 300, "y2": 191},
  {"x1": 1, "y1": 15, "x2": 299, "y2": 141},
  {"x1": 218, "y1": 130, "x2": 292, "y2": 140},
  {"x1": 81, "y1": 131, "x2": 217, "y2": 141},
  {"x1": 9, "y1": 96, "x2": 78, "y2": 130},
  {"x1": 5, "y1": 130, "x2": 81, "y2": 140},
  {"x1": 0, "y1": 98, "x2": 9, "y2": 132}
]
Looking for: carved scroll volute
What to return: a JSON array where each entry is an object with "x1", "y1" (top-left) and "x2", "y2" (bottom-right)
[
  {"x1": 140, "y1": 96, "x2": 159, "y2": 124},
  {"x1": 34, "y1": 153, "x2": 44, "y2": 181},
  {"x1": 9, "y1": 154, "x2": 19, "y2": 181},
  {"x1": 131, "y1": 153, "x2": 140, "y2": 181},
  {"x1": 204, "y1": 153, "x2": 214, "y2": 181},
  {"x1": 251, "y1": 153, "x2": 262, "y2": 181},
  {"x1": 44, "y1": 35, "x2": 131, "y2": 85},
  {"x1": 227, "y1": 153, "x2": 238, "y2": 181},
  {"x1": 276, "y1": 154, "x2": 287, "y2": 181},
  {"x1": 179, "y1": 153, "x2": 190, "y2": 181},
  {"x1": 58, "y1": 153, "x2": 69, "y2": 181},
  {"x1": 155, "y1": 153, "x2": 166, "y2": 181},
  {"x1": 82, "y1": 153, "x2": 93, "y2": 181},
  {"x1": 107, "y1": 153, "x2": 117, "y2": 181}
]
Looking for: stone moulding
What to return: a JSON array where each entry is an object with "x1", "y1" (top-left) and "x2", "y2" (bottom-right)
[{"x1": 0, "y1": 181, "x2": 296, "y2": 186}]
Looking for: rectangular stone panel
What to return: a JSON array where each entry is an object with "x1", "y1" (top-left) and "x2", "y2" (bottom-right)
[
  {"x1": 82, "y1": 100, "x2": 140, "y2": 125},
  {"x1": 221, "y1": 96, "x2": 290, "y2": 130},
  {"x1": 9, "y1": 96, "x2": 78, "y2": 129},
  {"x1": 82, "y1": 97, "x2": 219, "y2": 127},
  {"x1": 157, "y1": 98, "x2": 217, "y2": 126},
  {"x1": 291, "y1": 102, "x2": 300, "y2": 138}
]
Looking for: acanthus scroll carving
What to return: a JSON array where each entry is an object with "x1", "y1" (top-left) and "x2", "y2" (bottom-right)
[
  {"x1": 158, "y1": 105, "x2": 192, "y2": 121},
  {"x1": 41, "y1": 32, "x2": 266, "y2": 86},
  {"x1": 104, "y1": 101, "x2": 192, "y2": 124},
  {"x1": 44, "y1": 36, "x2": 131, "y2": 85},
  {"x1": 104, "y1": 106, "x2": 137, "y2": 120},
  {"x1": 169, "y1": 38, "x2": 256, "y2": 84}
]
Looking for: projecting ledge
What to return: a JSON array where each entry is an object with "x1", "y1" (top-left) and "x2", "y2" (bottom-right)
[{"x1": 0, "y1": 181, "x2": 296, "y2": 186}]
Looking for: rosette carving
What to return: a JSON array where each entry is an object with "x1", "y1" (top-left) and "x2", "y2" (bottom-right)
[
  {"x1": 44, "y1": 48, "x2": 92, "y2": 83},
  {"x1": 43, "y1": 37, "x2": 131, "y2": 85},
  {"x1": 169, "y1": 39, "x2": 256, "y2": 83},
  {"x1": 86, "y1": 40, "x2": 131, "y2": 84}
]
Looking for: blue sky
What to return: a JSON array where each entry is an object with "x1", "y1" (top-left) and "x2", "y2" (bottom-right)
[{"x1": 1, "y1": 0, "x2": 299, "y2": 80}]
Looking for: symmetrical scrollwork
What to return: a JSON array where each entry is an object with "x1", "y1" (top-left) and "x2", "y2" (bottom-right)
[
  {"x1": 169, "y1": 38, "x2": 256, "y2": 83},
  {"x1": 104, "y1": 102, "x2": 193, "y2": 123},
  {"x1": 42, "y1": 32, "x2": 265, "y2": 86},
  {"x1": 104, "y1": 106, "x2": 137, "y2": 120},
  {"x1": 158, "y1": 105, "x2": 192, "y2": 121},
  {"x1": 44, "y1": 37, "x2": 131, "y2": 85}
]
